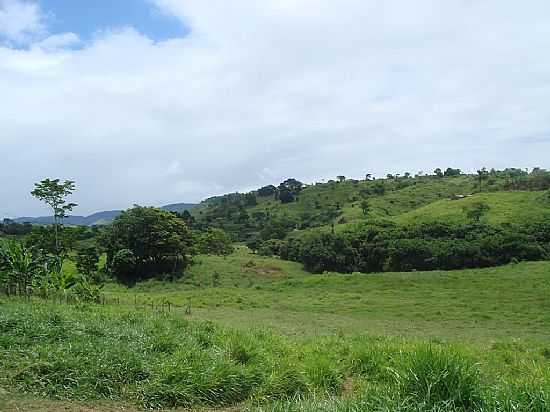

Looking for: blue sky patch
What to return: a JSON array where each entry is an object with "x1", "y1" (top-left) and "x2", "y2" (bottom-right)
[{"x1": 39, "y1": 0, "x2": 188, "y2": 43}]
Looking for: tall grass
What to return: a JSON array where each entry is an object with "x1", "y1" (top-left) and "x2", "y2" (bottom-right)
[{"x1": 1, "y1": 301, "x2": 549, "y2": 411}]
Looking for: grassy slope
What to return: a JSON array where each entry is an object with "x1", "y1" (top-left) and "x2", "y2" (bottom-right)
[
  {"x1": 193, "y1": 176, "x2": 481, "y2": 226},
  {"x1": 394, "y1": 190, "x2": 550, "y2": 225},
  {"x1": 102, "y1": 247, "x2": 550, "y2": 342}
]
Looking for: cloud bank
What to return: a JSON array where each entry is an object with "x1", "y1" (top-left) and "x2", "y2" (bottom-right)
[{"x1": 1, "y1": 0, "x2": 550, "y2": 216}]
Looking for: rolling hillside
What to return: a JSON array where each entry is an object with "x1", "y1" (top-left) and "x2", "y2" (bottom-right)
[
  {"x1": 393, "y1": 190, "x2": 550, "y2": 225},
  {"x1": 191, "y1": 169, "x2": 550, "y2": 242}
]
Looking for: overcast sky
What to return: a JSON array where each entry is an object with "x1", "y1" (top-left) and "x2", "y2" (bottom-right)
[{"x1": 1, "y1": 0, "x2": 550, "y2": 217}]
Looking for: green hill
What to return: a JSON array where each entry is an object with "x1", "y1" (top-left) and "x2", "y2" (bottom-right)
[
  {"x1": 394, "y1": 191, "x2": 550, "y2": 225},
  {"x1": 191, "y1": 169, "x2": 550, "y2": 243}
]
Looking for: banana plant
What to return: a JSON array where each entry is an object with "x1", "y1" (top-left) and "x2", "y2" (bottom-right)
[{"x1": 0, "y1": 240, "x2": 39, "y2": 295}]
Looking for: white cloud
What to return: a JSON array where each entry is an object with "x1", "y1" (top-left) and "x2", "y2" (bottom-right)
[
  {"x1": 0, "y1": 0, "x2": 46, "y2": 44},
  {"x1": 33, "y1": 32, "x2": 80, "y2": 51},
  {"x1": 2, "y1": 0, "x2": 550, "y2": 216}
]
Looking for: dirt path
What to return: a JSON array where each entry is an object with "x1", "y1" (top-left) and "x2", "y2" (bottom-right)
[{"x1": 0, "y1": 397, "x2": 243, "y2": 412}]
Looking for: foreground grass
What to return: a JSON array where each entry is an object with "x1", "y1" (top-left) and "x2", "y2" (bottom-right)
[
  {"x1": 1, "y1": 301, "x2": 549, "y2": 411},
  {"x1": 103, "y1": 248, "x2": 550, "y2": 341}
]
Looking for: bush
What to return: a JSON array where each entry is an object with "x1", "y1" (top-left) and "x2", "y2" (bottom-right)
[{"x1": 197, "y1": 228, "x2": 234, "y2": 256}]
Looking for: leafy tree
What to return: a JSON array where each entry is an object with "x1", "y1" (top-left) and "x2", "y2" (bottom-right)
[
  {"x1": 477, "y1": 168, "x2": 489, "y2": 192},
  {"x1": 277, "y1": 187, "x2": 295, "y2": 204},
  {"x1": 243, "y1": 193, "x2": 258, "y2": 206},
  {"x1": 178, "y1": 210, "x2": 196, "y2": 228},
  {"x1": 257, "y1": 185, "x2": 278, "y2": 197},
  {"x1": 198, "y1": 228, "x2": 234, "y2": 256},
  {"x1": 337, "y1": 175, "x2": 346, "y2": 182},
  {"x1": 101, "y1": 206, "x2": 196, "y2": 283},
  {"x1": 434, "y1": 168, "x2": 444, "y2": 178},
  {"x1": 25, "y1": 225, "x2": 75, "y2": 256},
  {"x1": 111, "y1": 249, "x2": 136, "y2": 282},
  {"x1": 463, "y1": 202, "x2": 490, "y2": 223},
  {"x1": 279, "y1": 178, "x2": 304, "y2": 193},
  {"x1": 246, "y1": 236, "x2": 262, "y2": 253},
  {"x1": 75, "y1": 246, "x2": 100, "y2": 281},
  {"x1": 444, "y1": 168, "x2": 462, "y2": 177},
  {"x1": 31, "y1": 179, "x2": 77, "y2": 254}
]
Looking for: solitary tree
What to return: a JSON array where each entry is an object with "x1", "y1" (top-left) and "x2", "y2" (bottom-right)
[
  {"x1": 477, "y1": 168, "x2": 489, "y2": 192},
  {"x1": 336, "y1": 175, "x2": 346, "y2": 183},
  {"x1": 463, "y1": 201, "x2": 490, "y2": 223},
  {"x1": 31, "y1": 179, "x2": 77, "y2": 254},
  {"x1": 360, "y1": 199, "x2": 370, "y2": 217}
]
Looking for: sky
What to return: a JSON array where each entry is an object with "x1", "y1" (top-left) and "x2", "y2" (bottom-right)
[{"x1": 1, "y1": 0, "x2": 550, "y2": 217}]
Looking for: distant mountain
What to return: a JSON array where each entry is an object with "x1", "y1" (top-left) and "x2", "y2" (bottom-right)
[
  {"x1": 161, "y1": 203, "x2": 197, "y2": 213},
  {"x1": 13, "y1": 203, "x2": 197, "y2": 226}
]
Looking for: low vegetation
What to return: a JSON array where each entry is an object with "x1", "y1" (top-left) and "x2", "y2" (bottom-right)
[{"x1": 1, "y1": 301, "x2": 549, "y2": 411}]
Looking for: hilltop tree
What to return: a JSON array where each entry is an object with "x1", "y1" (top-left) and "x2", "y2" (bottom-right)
[
  {"x1": 477, "y1": 168, "x2": 489, "y2": 192},
  {"x1": 337, "y1": 175, "x2": 346, "y2": 183},
  {"x1": 31, "y1": 179, "x2": 77, "y2": 255},
  {"x1": 444, "y1": 168, "x2": 462, "y2": 177},
  {"x1": 434, "y1": 168, "x2": 444, "y2": 178},
  {"x1": 257, "y1": 185, "x2": 277, "y2": 197},
  {"x1": 277, "y1": 178, "x2": 303, "y2": 204}
]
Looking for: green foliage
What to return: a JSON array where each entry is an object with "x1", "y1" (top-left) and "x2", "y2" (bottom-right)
[
  {"x1": 197, "y1": 228, "x2": 234, "y2": 256},
  {"x1": 0, "y1": 239, "x2": 39, "y2": 292},
  {"x1": 277, "y1": 220, "x2": 549, "y2": 273},
  {"x1": 0, "y1": 240, "x2": 103, "y2": 303},
  {"x1": 30, "y1": 178, "x2": 77, "y2": 254},
  {"x1": 360, "y1": 199, "x2": 370, "y2": 217},
  {"x1": 444, "y1": 167, "x2": 462, "y2": 177},
  {"x1": 0, "y1": 219, "x2": 33, "y2": 237},
  {"x1": 101, "y1": 206, "x2": 196, "y2": 283},
  {"x1": 75, "y1": 246, "x2": 100, "y2": 279},
  {"x1": 110, "y1": 249, "x2": 136, "y2": 281},
  {"x1": 463, "y1": 201, "x2": 490, "y2": 223}
]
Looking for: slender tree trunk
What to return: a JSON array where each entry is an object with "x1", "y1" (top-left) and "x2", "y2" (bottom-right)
[{"x1": 54, "y1": 214, "x2": 59, "y2": 254}]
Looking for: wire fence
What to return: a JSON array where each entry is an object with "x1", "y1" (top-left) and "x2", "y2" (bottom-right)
[{"x1": 1, "y1": 283, "x2": 192, "y2": 315}]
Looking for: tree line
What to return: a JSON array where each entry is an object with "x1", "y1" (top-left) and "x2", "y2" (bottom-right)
[{"x1": 256, "y1": 219, "x2": 550, "y2": 273}]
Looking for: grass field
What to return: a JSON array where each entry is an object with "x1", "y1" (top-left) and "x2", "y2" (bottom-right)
[
  {"x1": 394, "y1": 191, "x2": 550, "y2": 225},
  {"x1": 3, "y1": 247, "x2": 550, "y2": 411},
  {"x1": 100, "y1": 247, "x2": 550, "y2": 342},
  {"x1": 2, "y1": 299, "x2": 550, "y2": 411}
]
